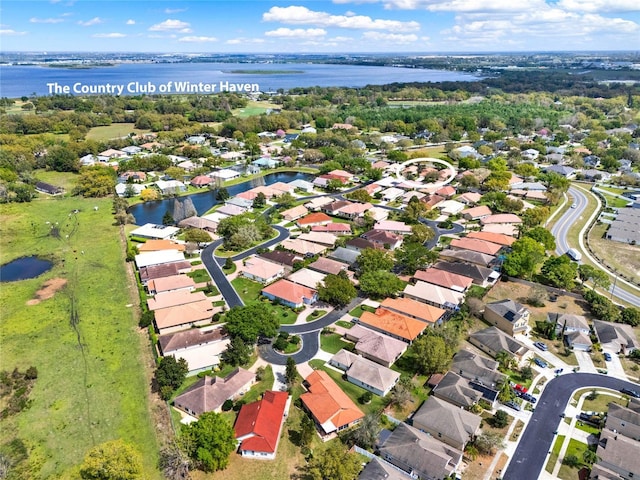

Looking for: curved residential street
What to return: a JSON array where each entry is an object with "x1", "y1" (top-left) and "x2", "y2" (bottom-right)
[
  {"x1": 551, "y1": 185, "x2": 640, "y2": 307},
  {"x1": 504, "y1": 373, "x2": 640, "y2": 480}
]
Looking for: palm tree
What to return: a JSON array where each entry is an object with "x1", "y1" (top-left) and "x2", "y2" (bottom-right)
[{"x1": 496, "y1": 351, "x2": 516, "y2": 372}]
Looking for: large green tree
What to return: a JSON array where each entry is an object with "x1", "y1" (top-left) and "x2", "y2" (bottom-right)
[
  {"x1": 156, "y1": 356, "x2": 189, "y2": 400},
  {"x1": 306, "y1": 441, "x2": 361, "y2": 480},
  {"x1": 503, "y1": 237, "x2": 546, "y2": 279},
  {"x1": 357, "y1": 248, "x2": 395, "y2": 275},
  {"x1": 358, "y1": 270, "x2": 405, "y2": 299},
  {"x1": 181, "y1": 412, "x2": 236, "y2": 472},
  {"x1": 540, "y1": 255, "x2": 578, "y2": 290},
  {"x1": 411, "y1": 335, "x2": 452, "y2": 375},
  {"x1": 317, "y1": 272, "x2": 357, "y2": 307},
  {"x1": 79, "y1": 439, "x2": 143, "y2": 480},
  {"x1": 223, "y1": 303, "x2": 279, "y2": 344},
  {"x1": 523, "y1": 226, "x2": 556, "y2": 251},
  {"x1": 220, "y1": 336, "x2": 252, "y2": 366},
  {"x1": 395, "y1": 242, "x2": 438, "y2": 274},
  {"x1": 74, "y1": 165, "x2": 117, "y2": 197}
]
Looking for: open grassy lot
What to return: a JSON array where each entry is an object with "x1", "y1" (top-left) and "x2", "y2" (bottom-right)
[
  {"x1": 320, "y1": 333, "x2": 352, "y2": 354},
  {"x1": 232, "y1": 100, "x2": 282, "y2": 118},
  {"x1": 85, "y1": 122, "x2": 150, "y2": 141},
  {"x1": 0, "y1": 196, "x2": 160, "y2": 478},
  {"x1": 588, "y1": 222, "x2": 640, "y2": 289},
  {"x1": 546, "y1": 434, "x2": 565, "y2": 473},
  {"x1": 33, "y1": 170, "x2": 79, "y2": 194}
]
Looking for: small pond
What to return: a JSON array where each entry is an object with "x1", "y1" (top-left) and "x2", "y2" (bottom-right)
[{"x1": 0, "y1": 256, "x2": 53, "y2": 282}]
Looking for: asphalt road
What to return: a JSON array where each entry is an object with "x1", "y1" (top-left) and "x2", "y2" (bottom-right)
[
  {"x1": 504, "y1": 373, "x2": 640, "y2": 480},
  {"x1": 201, "y1": 239, "x2": 244, "y2": 308},
  {"x1": 551, "y1": 186, "x2": 640, "y2": 307}
]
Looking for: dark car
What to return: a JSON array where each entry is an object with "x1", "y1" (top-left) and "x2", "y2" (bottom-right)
[
  {"x1": 534, "y1": 358, "x2": 548, "y2": 368},
  {"x1": 504, "y1": 401, "x2": 521, "y2": 411},
  {"x1": 534, "y1": 342, "x2": 548, "y2": 351},
  {"x1": 520, "y1": 393, "x2": 537, "y2": 404},
  {"x1": 604, "y1": 353, "x2": 612, "y2": 361},
  {"x1": 621, "y1": 388, "x2": 640, "y2": 398}
]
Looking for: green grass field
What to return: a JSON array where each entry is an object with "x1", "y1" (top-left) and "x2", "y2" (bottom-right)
[
  {"x1": 85, "y1": 123, "x2": 150, "y2": 141},
  {"x1": 320, "y1": 333, "x2": 351, "y2": 354},
  {"x1": 33, "y1": 170, "x2": 79, "y2": 194},
  {"x1": 0, "y1": 196, "x2": 160, "y2": 479}
]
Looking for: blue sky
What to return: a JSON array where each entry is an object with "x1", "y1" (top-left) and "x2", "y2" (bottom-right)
[{"x1": 1, "y1": 0, "x2": 638, "y2": 53}]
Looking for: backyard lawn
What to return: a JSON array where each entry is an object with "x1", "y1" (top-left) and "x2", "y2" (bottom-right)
[
  {"x1": 320, "y1": 333, "x2": 352, "y2": 354},
  {"x1": 231, "y1": 277, "x2": 299, "y2": 324},
  {"x1": 0, "y1": 196, "x2": 160, "y2": 479},
  {"x1": 86, "y1": 122, "x2": 150, "y2": 141},
  {"x1": 186, "y1": 268, "x2": 211, "y2": 283}
]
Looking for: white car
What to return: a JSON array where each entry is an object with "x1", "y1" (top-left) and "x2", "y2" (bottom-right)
[{"x1": 571, "y1": 203, "x2": 577, "y2": 208}]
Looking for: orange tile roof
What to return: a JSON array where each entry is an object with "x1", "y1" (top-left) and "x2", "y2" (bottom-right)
[
  {"x1": 467, "y1": 231, "x2": 516, "y2": 246},
  {"x1": 300, "y1": 371, "x2": 363, "y2": 432},
  {"x1": 297, "y1": 212, "x2": 332, "y2": 226},
  {"x1": 379, "y1": 297, "x2": 446, "y2": 325},
  {"x1": 360, "y1": 309, "x2": 427, "y2": 342},
  {"x1": 234, "y1": 391, "x2": 289, "y2": 454}
]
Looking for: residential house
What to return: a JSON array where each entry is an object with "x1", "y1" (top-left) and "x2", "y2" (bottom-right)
[
  {"x1": 286, "y1": 268, "x2": 326, "y2": 290},
  {"x1": 483, "y1": 299, "x2": 530, "y2": 335},
  {"x1": 480, "y1": 214, "x2": 523, "y2": 226},
  {"x1": 259, "y1": 250, "x2": 303, "y2": 268},
  {"x1": 139, "y1": 261, "x2": 191, "y2": 286},
  {"x1": 226, "y1": 196, "x2": 254, "y2": 210},
  {"x1": 322, "y1": 200, "x2": 352, "y2": 216},
  {"x1": 131, "y1": 223, "x2": 180, "y2": 240},
  {"x1": 115, "y1": 183, "x2": 146, "y2": 197},
  {"x1": 300, "y1": 370, "x2": 364, "y2": 435},
  {"x1": 297, "y1": 212, "x2": 332, "y2": 228},
  {"x1": 174, "y1": 368, "x2": 256, "y2": 416},
  {"x1": 153, "y1": 299, "x2": 215, "y2": 335},
  {"x1": 121, "y1": 145, "x2": 142, "y2": 155},
  {"x1": 379, "y1": 297, "x2": 446, "y2": 327},
  {"x1": 469, "y1": 327, "x2": 531, "y2": 364},
  {"x1": 261, "y1": 279, "x2": 317, "y2": 308},
  {"x1": 413, "y1": 268, "x2": 473, "y2": 293},
  {"x1": 155, "y1": 180, "x2": 186, "y2": 195},
  {"x1": 359, "y1": 309, "x2": 427, "y2": 343},
  {"x1": 137, "y1": 239, "x2": 186, "y2": 253},
  {"x1": 482, "y1": 223, "x2": 519, "y2": 236},
  {"x1": 458, "y1": 192, "x2": 482, "y2": 205},
  {"x1": 344, "y1": 324, "x2": 407, "y2": 368},
  {"x1": 346, "y1": 237, "x2": 379, "y2": 253},
  {"x1": 147, "y1": 290, "x2": 208, "y2": 311},
  {"x1": 593, "y1": 319, "x2": 639, "y2": 354},
  {"x1": 436, "y1": 200, "x2": 466, "y2": 216},
  {"x1": 461, "y1": 205, "x2": 492, "y2": 221},
  {"x1": 328, "y1": 169, "x2": 354, "y2": 182},
  {"x1": 334, "y1": 202, "x2": 372, "y2": 219},
  {"x1": 452, "y1": 350, "x2": 506, "y2": 396},
  {"x1": 466, "y1": 231, "x2": 516, "y2": 247},
  {"x1": 297, "y1": 231, "x2": 338, "y2": 248},
  {"x1": 436, "y1": 186, "x2": 456, "y2": 198},
  {"x1": 288, "y1": 179, "x2": 315, "y2": 193},
  {"x1": 280, "y1": 238, "x2": 327, "y2": 256},
  {"x1": 358, "y1": 457, "x2": 413, "y2": 480},
  {"x1": 329, "y1": 350, "x2": 400, "y2": 396},
  {"x1": 439, "y1": 249, "x2": 497, "y2": 268},
  {"x1": 134, "y1": 250, "x2": 185, "y2": 269},
  {"x1": 403, "y1": 281, "x2": 465, "y2": 310},
  {"x1": 210, "y1": 169, "x2": 241, "y2": 181},
  {"x1": 190, "y1": 175, "x2": 213, "y2": 188},
  {"x1": 380, "y1": 187, "x2": 405, "y2": 202},
  {"x1": 35, "y1": 181, "x2": 64, "y2": 195},
  {"x1": 234, "y1": 391, "x2": 290, "y2": 460},
  {"x1": 373, "y1": 220, "x2": 412, "y2": 235},
  {"x1": 450, "y1": 238, "x2": 503, "y2": 256},
  {"x1": 432, "y1": 261, "x2": 500, "y2": 287},
  {"x1": 378, "y1": 422, "x2": 463, "y2": 480},
  {"x1": 412, "y1": 396, "x2": 481, "y2": 450},
  {"x1": 549, "y1": 313, "x2": 590, "y2": 337},
  {"x1": 431, "y1": 372, "x2": 484, "y2": 408},
  {"x1": 216, "y1": 205, "x2": 249, "y2": 218},
  {"x1": 158, "y1": 326, "x2": 230, "y2": 374},
  {"x1": 311, "y1": 223, "x2": 352, "y2": 235},
  {"x1": 280, "y1": 205, "x2": 309, "y2": 222},
  {"x1": 361, "y1": 230, "x2": 403, "y2": 250},
  {"x1": 178, "y1": 216, "x2": 218, "y2": 233},
  {"x1": 241, "y1": 257, "x2": 285, "y2": 284},
  {"x1": 453, "y1": 145, "x2": 481, "y2": 159},
  {"x1": 329, "y1": 247, "x2": 360, "y2": 266},
  {"x1": 99, "y1": 148, "x2": 126, "y2": 158},
  {"x1": 308, "y1": 257, "x2": 349, "y2": 276},
  {"x1": 402, "y1": 191, "x2": 426, "y2": 204},
  {"x1": 147, "y1": 274, "x2": 196, "y2": 295},
  {"x1": 544, "y1": 165, "x2": 575, "y2": 178}
]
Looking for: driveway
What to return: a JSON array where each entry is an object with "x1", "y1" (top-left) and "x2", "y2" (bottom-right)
[
  {"x1": 603, "y1": 350, "x2": 627, "y2": 380},
  {"x1": 574, "y1": 350, "x2": 598, "y2": 374},
  {"x1": 503, "y1": 373, "x2": 640, "y2": 480}
]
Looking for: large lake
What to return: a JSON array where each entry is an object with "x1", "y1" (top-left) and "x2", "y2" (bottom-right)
[
  {"x1": 0, "y1": 62, "x2": 480, "y2": 97},
  {"x1": 129, "y1": 171, "x2": 312, "y2": 226}
]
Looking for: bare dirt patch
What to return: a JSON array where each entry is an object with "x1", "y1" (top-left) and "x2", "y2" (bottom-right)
[
  {"x1": 26, "y1": 277, "x2": 67, "y2": 305},
  {"x1": 589, "y1": 223, "x2": 640, "y2": 286}
]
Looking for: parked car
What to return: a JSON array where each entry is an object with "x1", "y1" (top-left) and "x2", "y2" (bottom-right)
[
  {"x1": 621, "y1": 388, "x2": 640, "y2": 398},
  {"x1": 554, "y1": 368, "x2": 564, "y2": 375},
  {"x1": 514, "y1": 384, "x2": 528, "y2": 393},
  {"x1": 520, "y1": 393, "x2": 537, "y2": 404},
  {"x1": 503, "y1": 401, "x2": 521, "y2": 411},
  {"x1": 604, "y1": 353, "x2": 612, "y2": 361},
  {"x1": 534, "y1": 358, "x2": 548, "y2": 368},
  {"x1": 534, "y1": 341, "x2": 548, "y2": 351}
]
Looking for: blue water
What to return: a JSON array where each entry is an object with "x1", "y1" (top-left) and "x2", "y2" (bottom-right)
[
  {"x1": 128, "y1": 171, "x2": 313, "y2": 226},
  {"x1": 0, "y1": 62, "x2": 480, "y2": 98},
  {"x1": 0, "y1": 256, "x2": 53, "y2": 282}
]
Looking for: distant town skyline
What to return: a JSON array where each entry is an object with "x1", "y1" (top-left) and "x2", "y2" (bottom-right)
[{"x1": 1, "y1": 0, "x2": 638, "y2": 53}]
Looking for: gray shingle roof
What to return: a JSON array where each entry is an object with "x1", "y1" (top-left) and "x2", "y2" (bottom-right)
[{"x1": 412, "y1": 396, "x2": 481, "y2": 448}]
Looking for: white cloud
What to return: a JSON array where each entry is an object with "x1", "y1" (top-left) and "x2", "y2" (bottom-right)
[
  {"x1": 362, "y1": 31, "x2": 418, "y2": 43},
  {"x1": 555, "y1": 0, "x2": 640, "y2": 12},
  {"x1": 262, "y1": 5, "x2": 420, "y2": 31},
  {"x1": 126, "y1": 19, "x2": 136, "y2": 25},
  {"x1": 0, "y1": 28, "x2": 27, "y2": 36},
  {"x1": 265, "y1": 27, "x2": 327, "y2": 38},
  {"x1": 164, "y1": 8, "x2": 187, "y2": 14},
  {"x1": 30, "y1": 17, "x2": 65, "y2": 23},
  {"x1": 93, "y1": 32, "x2": 126, "y2": 38},
  {"x1": 149, "y1": 19, "x2": 191, "y2": 32},
  {"x1": 178, "y1": 35, "x2": 217, "y2": 43},
  {"x1": 77, "y1": 17, "x2": 103, "y2": 27},
  {"x1": 225, "y1": 37, "x2": 266, "y2": 45}
]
